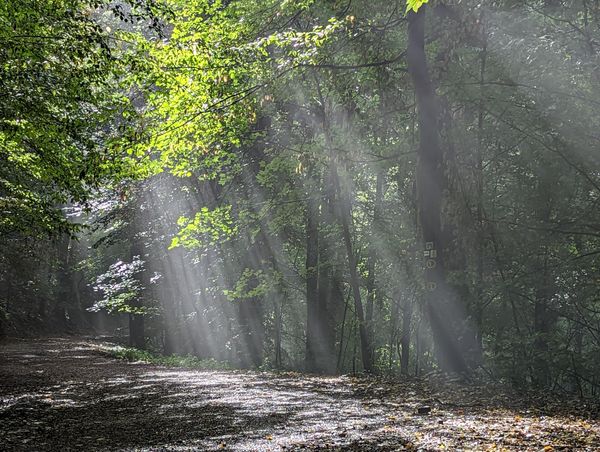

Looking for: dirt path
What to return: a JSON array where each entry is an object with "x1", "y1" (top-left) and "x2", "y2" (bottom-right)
[{"x1": 1, "y1": 338, "x2": 598, "y2": 451}]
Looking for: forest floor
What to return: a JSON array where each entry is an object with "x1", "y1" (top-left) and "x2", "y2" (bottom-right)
[{"x1": 0, "y1": 338, "x2": 599, "y2": 451}]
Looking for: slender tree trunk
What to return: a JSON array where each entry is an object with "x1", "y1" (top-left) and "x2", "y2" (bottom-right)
[
  {"x1": 0, "y1": 274, "x2": 8, "y2": 337},
  {"x1": 365, "y1": 171, "x2": 383, "y2": 368},
  {"x1": 532, "y1": 250, "x2": 552, "y2": 388},
  {"x1": 415, "y1": 318, "x2": 421, "y2": 376},
  {"x1": 305, "y1": 164, "x2": 322, "y2": 372},
  {"x1": 238, "y1": 295, "x2": 264, "y2": 368},
  {"x1": 313, "y1": 76, "x2": 373, "y2": 372},
  {"x1": 336, "y1": 288, "x2": 350, "y2": 372},
  {"x1": 331, "y1": 163, "x2": 373, "y2": 373},
  {"x1": 388, "y1": 290, "x2": 400, "y2": 373},
  {"x1": 129, "y1": 239, "x2": 145, "y2": 349},
  {"x1": 531, "y1": 163, "x2": 557, "y2": 387},
  {"x1": 474, "y1": 8, "x2": 488, "y2": 365},
  {"x1": 54, "y1": 233, "x2": 73, "y2": 333},
  {"x1": 274, "y1": 293, "x2": 283, "y2": 369},
  {"x1": 128, "y1": 313, "x2": 145, "y2": 348},
  {"x1": 400, "y1": 295, "x2": 414, "y2": 375}
]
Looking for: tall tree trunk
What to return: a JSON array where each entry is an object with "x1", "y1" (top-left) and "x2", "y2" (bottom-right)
[
  {"x1": 337, "y1": 288, "x2": 350, "y2": 372},
  {"x1": 400, "y1": 294, "x2": 414, "y2": 375},
  {"x1": 238, "y1": 295, "x2": 264, "y2": 368},
  {"x1": 530, "y1": 161, "x2": 557, "y2": 387},
  {"x1": 0, "y1": 273, "x2": 8, "y2": 337},
  {"x1": 473, "y1": 7, "x2": 488, "y2": 366},
  {"x1": 314, "y1": 167, "x2": 338, "y2": 374},
  {"x1": 388, "y1": 288, "x2": 400, "y2": 372},
  {"x1": 129, "y1": 238, "x2": 145, "y2": 349},
  {"x1": 532, "y1": 246, "x2": 554, "y2": 388},
  {"x1": 305, "y1": 164, "x2": 323, "y2": 372},
  {"x1": 331, "y1": 162, "x2": 373, "y2": 373},
  {"x1": 313, "y1": 76, "x2": 373, "y2": 372},
  {"x1": 365, "y1": 170, "x2": 383, "y2": 369},
  {"x1": 54, "y1": 233, "x2": 73, "y2": 333},
  {"x1": 407, "y1": 7, "x2": 468, "y2": 374},
  {"x1": 128, "y1": 313, "x2": 145, "y2": 349},
  {"x1": 274, "y1": 290, "x2": 283, "y2": 369}
]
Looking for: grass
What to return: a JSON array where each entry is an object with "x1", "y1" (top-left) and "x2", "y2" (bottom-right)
[{"x1": 101, "y1": 345, "x2": 232, "y2": 370}]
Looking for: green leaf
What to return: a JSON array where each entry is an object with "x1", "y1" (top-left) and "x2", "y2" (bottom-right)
[{"x1": 405, "y1": 0, "x2": 429, "y2": 14}]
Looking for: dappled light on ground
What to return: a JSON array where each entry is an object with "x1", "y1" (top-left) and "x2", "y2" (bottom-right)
[{"x1": 1, "y1": 338, "x2": 598, "y2": 451}]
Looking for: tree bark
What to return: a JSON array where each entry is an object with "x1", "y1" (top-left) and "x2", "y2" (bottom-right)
[
  {"x1": 305, "y1": 164, "x2": 323, "y2": 372},
  {"x1": 407, "y1": 7, "x2": 468, "y2": 374},
  {"x1": 365, "y1": 171, "x2": 383, "y2": 369},
  {"x1": 331, "y1": 162, "x2": 373, "y2": 373},
  {"x1": 129, "y1": 237, "x2": 146, "y2": 349},
  {"x1": 400, "y1": 295, "x2": 414, "y2": 375}
]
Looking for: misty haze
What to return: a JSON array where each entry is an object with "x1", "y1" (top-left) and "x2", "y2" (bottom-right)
[{"x1": 1, "y1": 0, "x2": 599, "y2": 450}]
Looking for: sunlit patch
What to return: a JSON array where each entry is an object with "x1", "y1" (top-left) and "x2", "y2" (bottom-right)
[{"x1": 1, "y1": 394, "x2": 38, "y2": 411}]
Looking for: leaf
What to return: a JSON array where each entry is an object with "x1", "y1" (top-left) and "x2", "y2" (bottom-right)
[
  {"x1": 168, "y1": 236, "x2": 180, "y2": 249},
  {"x1": 405, "y1": 0, "x2": 429, "y2": 13}
]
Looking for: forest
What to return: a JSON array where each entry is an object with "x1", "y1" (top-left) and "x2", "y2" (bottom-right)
[{"x1": 1, "y1": 0, "x2": 600, "y2": 450}]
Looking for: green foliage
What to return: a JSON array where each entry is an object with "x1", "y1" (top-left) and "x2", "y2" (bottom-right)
[
  {"x1": 91, "y1": 256, "x2": 155, "y2": 314},
  {"x1": 405, "y1": 0, "x2": 429, "y2": 13},
  {"x1": 105, "y1": 345, "x2": 231, "y2": 370},
  {"x1": 121, "y1": 0, "x2": 345, "y2": 184},
  {"x1": 1, "y1": 1, "x2": 110, "y2": 236},
  {"x1": 169, "y1": 205, "x2": 237, "y2": 250},
  {"x1": 0, "y1": 0, "x2": 169, "y2": 237},
  {"x1": 223, "y1": 268, "x2": 279, "y2": 301}
]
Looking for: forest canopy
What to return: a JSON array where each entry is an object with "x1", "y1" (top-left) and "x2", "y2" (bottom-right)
[{"x1": 1, "y1": 0, "x2": 599, "y2": 397}]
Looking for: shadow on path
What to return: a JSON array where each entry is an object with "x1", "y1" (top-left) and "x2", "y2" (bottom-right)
[
  {"x1": 1, "y1": 338, "x2": 598, "y2": 451},
  {"x1": 0, "y1": 338, "x2": 400, "y2": 451}
]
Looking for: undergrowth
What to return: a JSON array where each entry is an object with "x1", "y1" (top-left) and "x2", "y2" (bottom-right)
[{"x1": 102, "y1": 345, "x2": 231, "y2": 370}]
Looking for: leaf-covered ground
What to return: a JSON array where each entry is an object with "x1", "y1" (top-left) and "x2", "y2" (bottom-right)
[{"x1": 0, "y1": 338, "x2": 598, "y2": 451}]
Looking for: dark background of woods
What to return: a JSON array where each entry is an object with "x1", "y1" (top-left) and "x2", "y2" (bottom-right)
[{"x1": 1, "y1": 0, "x2": 599, "y2": 398}]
